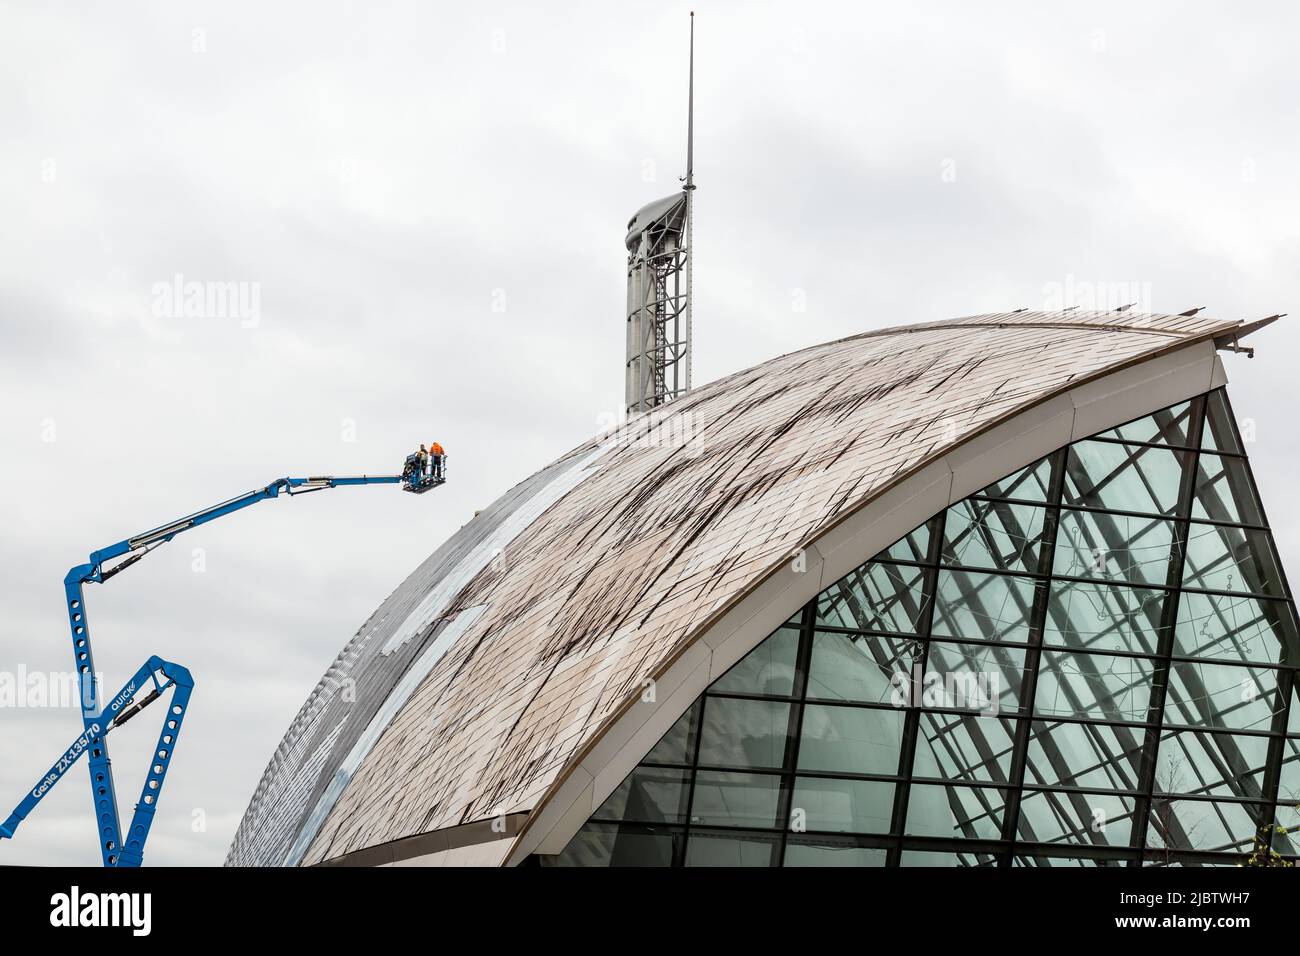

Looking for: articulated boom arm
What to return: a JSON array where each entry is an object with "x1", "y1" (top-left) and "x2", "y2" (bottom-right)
[
  {"x1": 87, "y1": 475, "x2": 405, "y2": 583},
  {"x1": 3, "y1": 463, "x2": 443, "y2": 866},
  {"x1": 0, "y1": 656, "x2": 192, "y2": 867}
]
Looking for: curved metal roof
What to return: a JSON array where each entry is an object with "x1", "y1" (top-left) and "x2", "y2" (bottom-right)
[{"x1": 227, "y1": 309, "x2": 1242, "y2": 866}]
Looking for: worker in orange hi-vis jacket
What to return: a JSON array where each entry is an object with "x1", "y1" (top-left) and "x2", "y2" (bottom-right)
[{"x1": 430, "y1": 441, "x2": 445, "y2": 480}]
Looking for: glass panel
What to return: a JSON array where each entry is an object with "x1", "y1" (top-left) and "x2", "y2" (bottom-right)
[
  {"x1": 873, "y1": 519, "x2": 932, "y2": 564},
  {"x1": 1162, "y1": 661, "x2": 1285, "y2": 733},
  {"x1": 1154, "y1": 729, "x2": 1272, "y2": 799},
  {"x1": 1174, "y1": 592, "x2": 1300, "y2": 666},
  {"x1": 592, "y1": 766, "x2": 691, "y2": 824},
  {"x1": 689, "y1": 771, "x2": 782, "y2": 829},
  {"x1": 1095, "y1": 401, "x2": 1193, "y2": 448},
  {"x1": 683, "y1": 829, "x2": 779, "y2": 867},
  {"x1": 976, "y1": 455, "x2": 1053, "y2": 502},
  {"x1": 1183, "y1": 523, "x2": 1287, "y2": 598},
  {"x1": 931, "y1": 570, "x2": 1036, "y2": 643},
  {"x1": 1063, "y1": 440, "x2": 1188, "y2": 517},
  {"x1": 906, "y1": 785, "x2": 1006, "y2": 840},
  {"x1": 797, "y1": 703, "x2": 903, "y2": 775},
  {"x1": 1192, "y1": 453, "x2": 1264, "y2": 526},
  {"x1": 1015, "y1": 789, "x2": 1137, "y2": 847},
  {"x1": 912, "y1": 712, "x2": 1017, "y2": 784},
  {"x1": 816, "y1": 561, "x2": 931, "y2": 633},
  {"x1": 925, "y1": 640, "x2": 1027, "y2": 716},
  {"x1": 900, "y1": 849, "x2": 1000, "y2": 866},
  {"x1": 1201, "y1": 391, "x2": 1243, "y2": 455},
  {"x1": 551, "y1": 822, "x2": 681, "y2": 867},
  {"x1": 940, "y1": 499, "x2": 1047, "y2": 575},
  {"x1": 1034, "y1": 650, "x2": 1156, "y2": 723},
  {"x1": 1023, "y1": 720, "x2": 1146, "y2": 792},
  {"x1": 1044, "y1": 581, "x2": 1167, "y2": 656},
  {"x1": 1054, "y1": 509, "x2": 1178, "y2": 587},
  {"x1": 697, "y1": 697, "x2": 791, "y2": 770},
  {"x1": 710, "y1": 627, "x2": 799, "y2": 698},
  {"x1": 790, "y1": 776, "x2": 894, "y2": 834},
  {"x1": 1015, "y1": 851, "x2": 1129, "y2": 867},
  {"x1": 642, "y1": 699, "x2": 700, "y2": 765},
  {"x1": 783, "y1": 837, "x2": 888, "y2": 866},
  {"x1": 806, "y1": 631, "x2": 905, "y2": 704},
  {"x1": 1277, "y1": 740, "x2": 1300, "y2": 806},
  {"x1": 1146, "y1": 799, "x2": 1265, "y2": 854}
]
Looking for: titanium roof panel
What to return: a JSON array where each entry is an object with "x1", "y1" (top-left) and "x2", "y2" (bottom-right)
[{"x1": 227, "y1": 310, "x2": 1241, "y2": 866}]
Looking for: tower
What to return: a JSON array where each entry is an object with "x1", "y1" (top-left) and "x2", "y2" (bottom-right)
[{"x1": 625, "y1": 13, "x2": 695, "y2": 416}]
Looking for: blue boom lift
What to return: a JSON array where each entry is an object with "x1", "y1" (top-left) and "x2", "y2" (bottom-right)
[{"x1": 0, "y1": 454, "x2": 444, "y2": 866}]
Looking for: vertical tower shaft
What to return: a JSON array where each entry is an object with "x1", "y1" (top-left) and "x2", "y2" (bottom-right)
[{"x1": 624, "y1": 14, "x2": 695, "y2": 417}]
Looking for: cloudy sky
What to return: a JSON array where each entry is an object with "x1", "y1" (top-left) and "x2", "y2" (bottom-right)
[{"x1": 1, "y1": 1, "x2": 1297, "y2": 866}]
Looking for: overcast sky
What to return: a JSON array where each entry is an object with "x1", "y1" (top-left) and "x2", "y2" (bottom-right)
[{"x1": 1, "y1": 1, "x2": 1297, "y2": 866}]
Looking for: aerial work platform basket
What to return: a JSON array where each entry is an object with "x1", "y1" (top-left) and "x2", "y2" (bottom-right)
[{"x1": 401, "y1": 452, "x2": 447, "y2": 494}]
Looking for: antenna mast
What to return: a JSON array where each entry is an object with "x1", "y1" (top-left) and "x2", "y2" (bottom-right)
[{"x1": 683, "y1": 11, "x2": 695, "y2": 394}]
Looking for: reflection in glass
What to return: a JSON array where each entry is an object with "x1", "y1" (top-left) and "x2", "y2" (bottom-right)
[
  {"x1": 1063, "y1": 441, "x2": 1187, "y2": 516},
  {"x1": 900, "y1": 849, "x2": 999, "y2": 867},
  {"x1": 876, "y1": 519, "x2": 933, "y2": 563},
  {"x1": 1095, "y1": 401, "x2": 1193, "y2": 448},
  {"x1": 1193, "y1": 453, "x2": 1263, "y2": 526},
  {"x1": 1183, "y1": 523, "x2": 1286, "y2": 598},
  {"x1": 797, "y1": 703, "x2": 903, "y2": 775},
  {"x1": 913, "y1": 712, "x2": 1016, "y2": 784},
  {"x1": 806, "y1": 631, "x2": 906, "y2": 704},
  {"x1": 1162, "y1": 661, "x2": 1283, "y2": 733},
  {"x1": 790, "y1": 776, "x2": 894, "y2": 834},
  {"x1": 1034, "y1": 650, "x2": 1156, "y2": 723},
  {"x1": 906, "y1": 785, "x2": 1005, "y2": 840},
  {"x1": 931, "y1": 570, "x2": 1036, "y2": 643},
  {"x1": 941, "y1": 499, "x2": 1047, "y2": 574},
  {"x1": 642, "y1": 699, "x2": 700, "y2": 765},
  {"x1": 689, "y1": 771, "x2": 782, "y2": 828},
  {"x1": 697, "y1": 697, "x2": 791, "y2": 770},
  {"x1": 592, "y1": 766, "x2": 690, "y2": 824},
  {"x1": 549, "y1": 822, "x2": 681, "y2": 867},
  {"x1": 784, "y1": 837, "x2": 888, "y2": 866},
  {"x1": 1153, "y1": 729, "x2": 1272, "y2": 800},
  {"x1": 1175, "y1": 592, "x2": 1300, "y2": 665},
  {"x1": 1054, "y1": 509, "x2": 1177, "y2": 587},
  {"x1": 1146, "y1": 799, "x2": 1264, "y2": 855},
  {"x1": 1044, "y1": 580, "x2": 1166, "y2": 656},
  {"x1": 975, "y1": 455, "x2": 1054, "y2": 502},
  {"x1": 710, "y1": 627, "x2": 799, "y2": 698},
  {"x1": 1016, "y1": 789, "x2": 1136, "y2": 847},
  {"x1": 1201, "y1": 391, "x2": 1243, "y2": 454},
  {"x1": 1023, "y1": 720, "x2": 1145, "y2": 792},
  {"x1": 683, "y1": 829, "x2": 779, "y2": 866},
  {"x1": 925, "y1": 641, "x2": 1027, "y2": 715},
  {"x1": 817, "y1": 561, "x2": 930, "y2": 633}
]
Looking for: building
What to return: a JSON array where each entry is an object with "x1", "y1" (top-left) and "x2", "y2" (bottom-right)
[{"x1": 228, "y1": 310, "x2": 1298, "y2": 867}]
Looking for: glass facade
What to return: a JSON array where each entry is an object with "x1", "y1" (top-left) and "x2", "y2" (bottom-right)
[{"x1": 541, "y1": 391, "x2": 1300, "y2": 866}]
